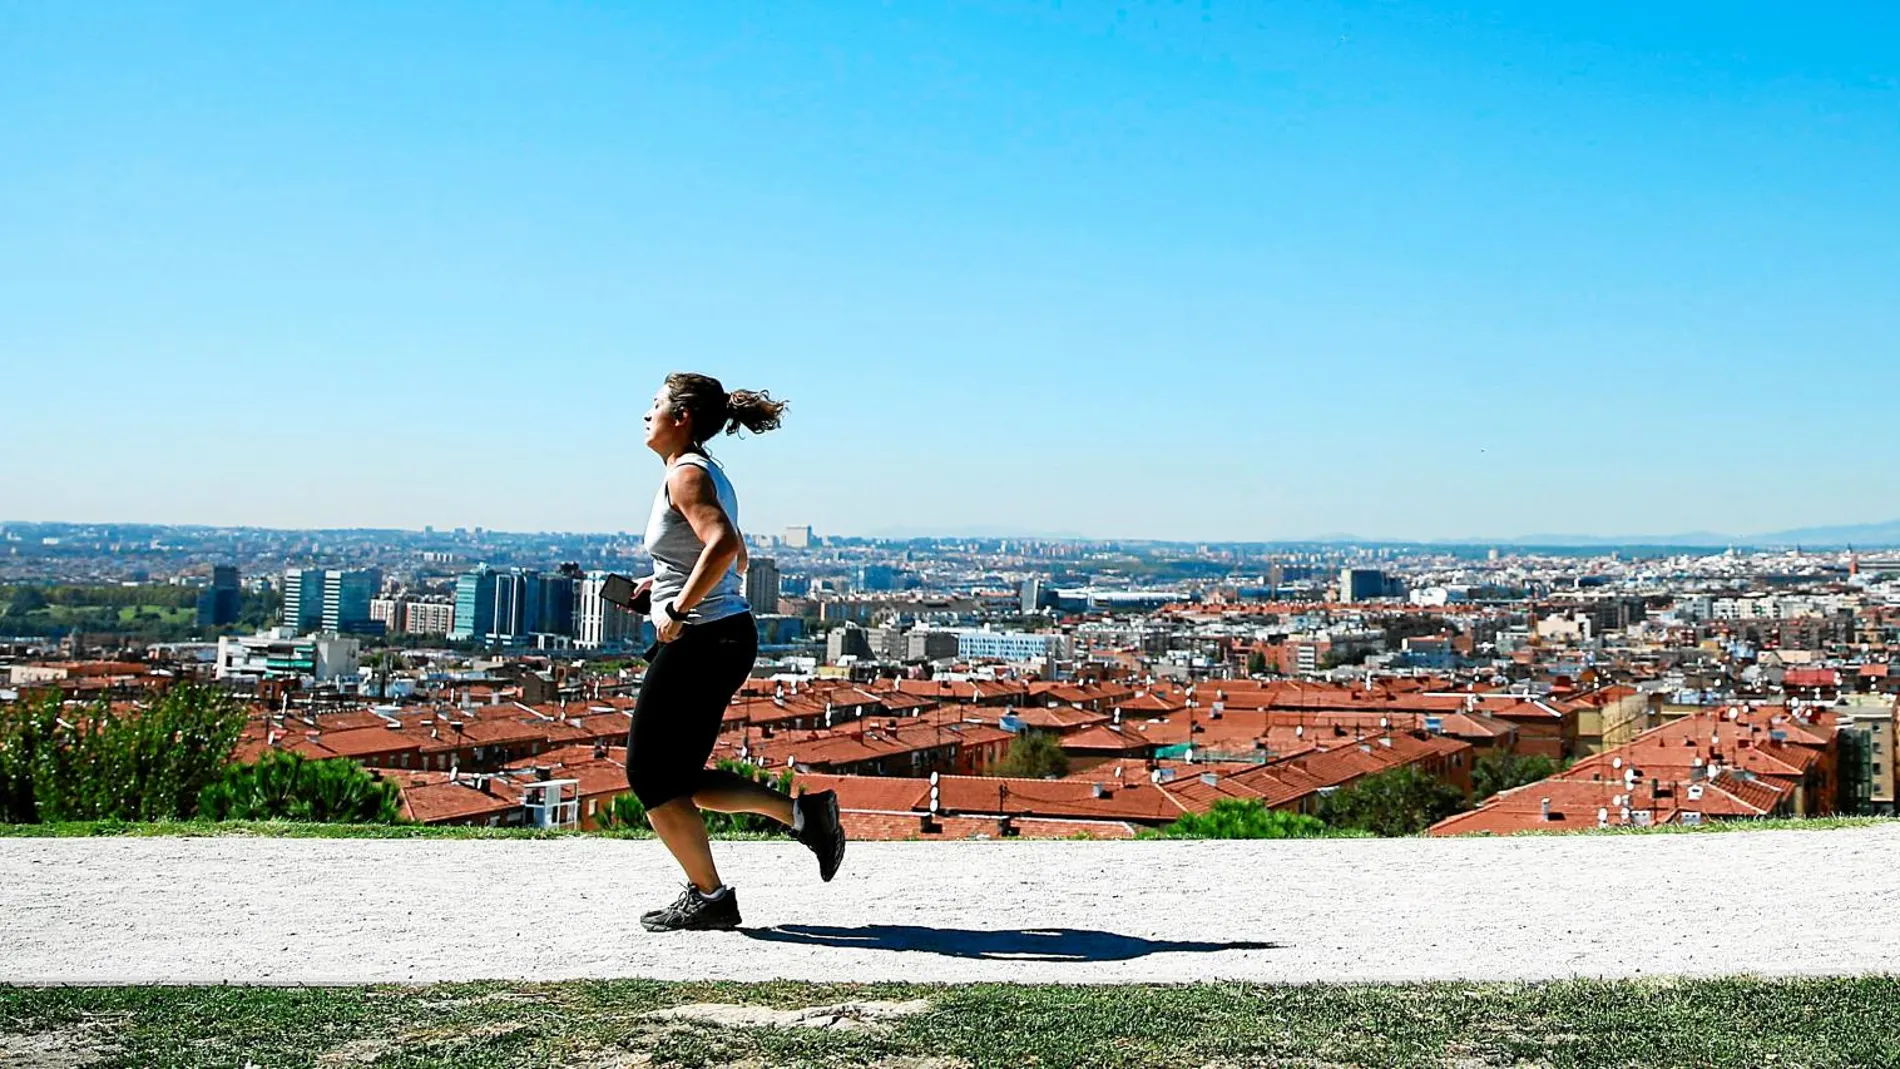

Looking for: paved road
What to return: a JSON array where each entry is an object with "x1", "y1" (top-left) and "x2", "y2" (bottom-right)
[{"x1": 4, "y1": 826, "x2": 1897, "y2": 985}]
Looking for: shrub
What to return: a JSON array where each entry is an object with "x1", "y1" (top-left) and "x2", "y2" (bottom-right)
[
  {"x1": 196, "y1": 750, "x2": 401, "y2": 823},
  {"x1": 0, "y1": 684, "x2": 247, "y2": 823}
]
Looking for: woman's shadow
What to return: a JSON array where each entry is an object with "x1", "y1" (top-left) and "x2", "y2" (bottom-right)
[{"x1": 740, "y1": 925, "x2": 1280, "y2": 962}]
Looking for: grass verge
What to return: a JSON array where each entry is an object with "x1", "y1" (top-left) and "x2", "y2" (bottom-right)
[
  {"x1": 2, "y1": 977, "x2": 1897, "y2": 1068},
  {"x1": 0, "y1": 820, "x2": 788, "y2": 840},
  {"x1": 0, "y1": 815, "x2": 1891, "y2": 840}
]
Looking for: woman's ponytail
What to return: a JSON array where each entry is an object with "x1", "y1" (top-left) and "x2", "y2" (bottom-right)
[
  {"x1": 664, "y1": 372, "x2": 788, "y2": 444},
  {"x1": 722, "y1": 389, "x2": 787, "y2": 436}
]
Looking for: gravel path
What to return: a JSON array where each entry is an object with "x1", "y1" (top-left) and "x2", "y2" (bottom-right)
[{"x1": 4, "y1": 826, "x2": 1897, "y2": 985}]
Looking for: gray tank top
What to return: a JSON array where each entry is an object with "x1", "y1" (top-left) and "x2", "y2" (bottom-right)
[{"x1": 644, "y1": 452, "x2": 750, "y2": 625}]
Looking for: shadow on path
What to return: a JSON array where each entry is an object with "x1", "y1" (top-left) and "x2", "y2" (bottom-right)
[{"x1": 740, "y1": 924, "x2": 1281, "y2": 962}]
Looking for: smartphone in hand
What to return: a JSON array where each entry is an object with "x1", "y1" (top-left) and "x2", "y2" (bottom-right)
[{"x1": 601, "y1": 573, "x2": 653, "y2": 614}]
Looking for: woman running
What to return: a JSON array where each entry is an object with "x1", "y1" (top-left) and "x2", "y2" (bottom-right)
[{"x1": 629, "y1": 371, "x2": 846, "y2": 933}]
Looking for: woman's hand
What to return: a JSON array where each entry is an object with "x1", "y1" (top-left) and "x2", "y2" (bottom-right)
[{"x1": 654, "y1": 599, "x2": 685, "y2": 643}]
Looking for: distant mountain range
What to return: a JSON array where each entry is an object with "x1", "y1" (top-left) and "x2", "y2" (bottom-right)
[
  {"x1": 864, "y1": 524, "x2": 1092, "y2": 540},
  {"x1": 1456, "y1": 517, "x2": 1900, "y2": 549}
]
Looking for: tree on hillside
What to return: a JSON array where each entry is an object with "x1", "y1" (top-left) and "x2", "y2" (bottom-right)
[
  {"x1": 1471, "y1": 751, "x2": 1559, "y2": 803},
  {"x1": 1147, "y1": 799, "x2": 1331, "y2": 840},
  {"x1": 1316, "y1": 765, "x2": 1468, "y2": 837},
  {"x1": 6, "y1": 586, "x2": 48, "y2": 615},
  {"x1": 987, "y1": 731, "x2": 1070, "y2": 779},
  {"x1": 1377, "y1": 613, "x2": 1450, "y2": 649}
]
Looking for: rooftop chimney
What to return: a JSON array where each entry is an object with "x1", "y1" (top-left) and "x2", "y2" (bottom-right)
[{"x1": 1540, "y1": 797, "x2": 1552, "y2": 821}]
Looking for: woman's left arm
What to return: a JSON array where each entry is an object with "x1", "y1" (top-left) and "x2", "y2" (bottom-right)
[{"x1": 656, "y1": 464, "x2": 742, "y2": 639}]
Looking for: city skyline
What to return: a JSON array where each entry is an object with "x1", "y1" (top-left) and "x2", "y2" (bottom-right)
[
  {"x1": 6, "y1": 512, "x2": 1900, "y2": 550},
  {"x1": 5, "y1": 3, "x2": 1897, "y2": 539}
]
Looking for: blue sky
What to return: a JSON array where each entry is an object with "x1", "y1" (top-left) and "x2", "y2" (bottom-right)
[{"x1": 3, "y1": 2, "x2": 1896, "y2": 541}]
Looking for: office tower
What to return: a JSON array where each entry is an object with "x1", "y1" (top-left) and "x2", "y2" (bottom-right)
[
  {"x1": 282, "y1": 568, "x2": 326, "y2": 632},
  {"x1": 321, "y1": 569, "x2": 383, "y2": 634},
  {"x1": 746, "y1": 556, "x2": 780, "y2": 612},
  {"x1": 1019, "y1": 575, "x2": 1045, "y2": 615},
  {"x1": 524, "y1": 570, "x2": 577, "y2": 637},
  {"x1": 782, "y1": 525, "x2": 812, "y2": 549},
  {"x1": 1339, "y1": 568, "x2": 1387, "y2": 604},
  {"x1": 197, "y1": 565, "x2": 240, "y2": 628},
  {"x1": 451, "y1": 568, "x2": 497, "y2": 641},
  {"x1": 491, "y1": 571, "x2": 527, "y2": 639}
]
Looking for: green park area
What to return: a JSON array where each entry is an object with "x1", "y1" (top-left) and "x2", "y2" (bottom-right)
[
  {"x1": 3, "y1": 976, "x2": 1897, "y2": 1068},
  {"x1": 0, "y1": 584, "x2": 277, "y2": 641}
]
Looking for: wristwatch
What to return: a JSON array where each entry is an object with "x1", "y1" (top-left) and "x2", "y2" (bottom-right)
[{"x1": 661, "y1": 598, "x2": 689, "y2": 624}]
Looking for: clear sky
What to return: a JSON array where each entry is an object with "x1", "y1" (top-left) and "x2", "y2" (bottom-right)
[{"x1": 3, "y1": 2, "x2": 1896, "y2": 542}]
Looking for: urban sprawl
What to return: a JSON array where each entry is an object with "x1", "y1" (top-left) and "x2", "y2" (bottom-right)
[{"x1": 3, "y1": 520, "x2": 1896, "y2": 837}]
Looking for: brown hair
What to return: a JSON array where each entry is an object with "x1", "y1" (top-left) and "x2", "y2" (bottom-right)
[{"x1": 663, "y1": 372, "x2": 787, "y2": 446}]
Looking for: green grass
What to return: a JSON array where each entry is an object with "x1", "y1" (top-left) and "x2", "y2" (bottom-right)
[
  {"x1": 2, "y1": 977, "x2": 1897, "y2": 1068},
  {"x1": 28, "y1": 603, "x2": 194, "y2": 626},
  {"x1": 1, "y1": 814, "x2": 1891, "y2": 841},
  {"x1": 0, "y1": 820, "x2": 783, "y2": 840}
]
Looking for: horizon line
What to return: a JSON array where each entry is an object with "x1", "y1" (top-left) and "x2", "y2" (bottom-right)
[{"x1": 4, "y1": 518, "x2": 1897, "y2": 551}]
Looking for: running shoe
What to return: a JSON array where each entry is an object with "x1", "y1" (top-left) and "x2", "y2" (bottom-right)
[
  {"x1": 641, "y1": 882, "x2": 742, "y2": 932},
  {"x1": 792, "y1": 789, "x2": 847, "y2": 882}
]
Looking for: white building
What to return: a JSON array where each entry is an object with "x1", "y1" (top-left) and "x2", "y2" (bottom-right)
[
  {"x1": 576, "y1": 571, "x2": 640, "y2": 649},
  {"x1": 956, "y1": 629, "x2": 1071, "y2": 662},
  {"x1": 215, "y1": 629, "x2": 360, "y2": 683}
]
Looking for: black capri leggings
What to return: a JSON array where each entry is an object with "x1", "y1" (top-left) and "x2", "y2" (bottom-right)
[{"x1": 626, "y1": 611, "x2": 758, "y2": 810}]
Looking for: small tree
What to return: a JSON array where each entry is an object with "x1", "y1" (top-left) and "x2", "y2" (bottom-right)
[
  {"x1": 597, "y1": 791, "x2": 648, "y2": 830},
  {"x1": 1471, "y1": 751, "x2": 1558, "y2": 803},
  {"x1": 987, "y1": 731, "x2": 1070, "y2": 779},
  {"x1": 197, "y1": 751, "x2": 402, "y2": 823},
  {"x1": 1246, "y1": 650, "x2": 1268, "y2": 677},
  {"x1": 1317, "y1": 765, "x2": 1467, "y2": 837},
  {"x1": 1147, "y1": 799, "x2": 1329, "y2": 839}
]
